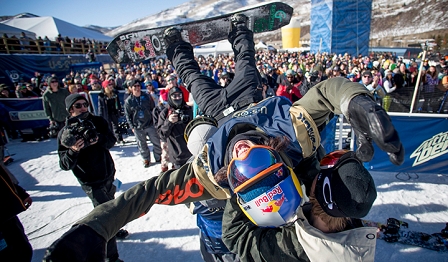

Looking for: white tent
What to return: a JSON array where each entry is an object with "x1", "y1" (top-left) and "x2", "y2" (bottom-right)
[
  {"x1": 255, "y1": 41, "x2": 269, "y2": 50},
  {"x1": 193, "y1": 40, "x2": 233, "y2": 57},
  {"x1": 0, "y1": 23, "x2": 36, "y2": 39},
  {"x1": 2, "y1": 16, "x2": 112, "y2": 42}
]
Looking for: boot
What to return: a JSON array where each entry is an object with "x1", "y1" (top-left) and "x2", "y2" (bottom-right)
[
  {"x1": 143, "y1": 159, "x2": 150, "y2": 168},
  {"x1": 228, "y1": 13, "x2": 249, "y2": 43},
  {"x1": 163, "y1": 27, "x2": 184, "y2": 47},
  {"x1": 230, "y1": 13, "x2": 248, "y2": 31}
]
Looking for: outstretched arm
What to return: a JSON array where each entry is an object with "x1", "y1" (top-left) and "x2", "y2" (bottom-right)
[
  {"x1": 44, "y1": 155, "x2": 229, "y2": 261},
  {"x1": 294, "y1": 77, "x2": 404, "y2": 165}
]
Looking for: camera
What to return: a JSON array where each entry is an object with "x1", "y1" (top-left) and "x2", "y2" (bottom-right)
[
  {"x1": 61, "y1": 117, "x2": 98, "y2": 148},
  {"x1": 47, "y1": 122, "x2": 60, "y2": 138},
  {"x1": 174, "y1": 109, "x2": 190, "y2": 123}
]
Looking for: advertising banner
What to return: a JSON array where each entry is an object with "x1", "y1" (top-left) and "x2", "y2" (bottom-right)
[{"x1": 366, "y1": 114, "x2": 448, "y2": 174}]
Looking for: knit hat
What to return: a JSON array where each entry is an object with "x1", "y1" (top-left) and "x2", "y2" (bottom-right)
[
  {"x1": 362, "y1": 70, "x2": 373, "y2": 77},
  {"x1": 65, "y1": 93, "x2": 88, "y2": 112},
  {"x1": 48, "y1": 76, "x2": 58, "y2": 83},
  {"x1": 102, "y1": 79, "x2": 111, "y2": 88},
  {"x1": 315, "y1": 159, "x2": 377, "y2": 218}
]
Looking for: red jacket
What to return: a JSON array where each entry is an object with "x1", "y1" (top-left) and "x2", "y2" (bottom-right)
[{"x1": 276, "y1": 82, "x2": 302, "y2": 102}]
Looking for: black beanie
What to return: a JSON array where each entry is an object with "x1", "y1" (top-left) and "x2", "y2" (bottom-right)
[
  {"x1": 315, "y1": 160, "x2": 377, "y2": 218},
  {"x1": 65, "y1": 94, "x2": 88, "y2": 112}
]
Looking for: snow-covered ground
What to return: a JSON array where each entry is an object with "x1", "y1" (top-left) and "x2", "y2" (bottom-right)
[{"x1": 5, "y1": 134, "x2": 448, "y2": 262}]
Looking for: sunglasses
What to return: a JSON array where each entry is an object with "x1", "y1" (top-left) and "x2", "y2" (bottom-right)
[
  {"x1": 73, "y1": 102, "x2": 89, "y2": 109},
  {"x1": 132, "y1": 84, "x2": 140, "y2": 88},
  {"x1": 51, "y1": 81, "x2": 58, "y2": 83},
  {"x1": 363, "y1": 75, "x2": 372, "y2": 78}
]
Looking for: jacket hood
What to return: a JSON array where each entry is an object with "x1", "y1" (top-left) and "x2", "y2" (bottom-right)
[{"x1": 168, "y1": 87, "x2": 185, "y2": 109}]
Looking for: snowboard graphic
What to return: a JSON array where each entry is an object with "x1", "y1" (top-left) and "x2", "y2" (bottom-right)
[
  {"x1": 363, "y1": 218, "x2": 448, "y2": 252},
  {"x1": 107, "y1": 2, "x2": 293, "y2": 63}
]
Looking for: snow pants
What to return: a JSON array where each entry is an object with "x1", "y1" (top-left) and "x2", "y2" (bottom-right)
[{"x1": 167, "y1": 27, "x2": 263, "y2": 125}]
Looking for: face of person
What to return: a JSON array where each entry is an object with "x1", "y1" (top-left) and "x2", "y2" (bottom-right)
[
  {"x1": 167, "y1": 77, "x2": 177, "y2": 86},
  {"x1": 362, "y1": 74, "x2": 372, "y2": 85},
  {"x1": 131, "y1": 83, "x2": 141, "y2": 96},
  {"x1": 50, "y1": 79, "x2": 59, "y2": 89},
  {"x1": 106, "y1": 82, "x2": 115, "y2": 91},
  {"x1": 70, "y1": 99, "x2": 89, "y2": 117},
  {"x1": 232, "y1": 140, "x2": 256, "y2": 159}
]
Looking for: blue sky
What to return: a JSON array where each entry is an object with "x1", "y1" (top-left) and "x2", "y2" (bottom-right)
[{"x1": 1, "y1": 0, "x2": 191, "y2": 27}]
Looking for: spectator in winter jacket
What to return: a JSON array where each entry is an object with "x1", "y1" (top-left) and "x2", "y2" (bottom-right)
[
  {"x1": 0, "y1": 164, "x2": 33, "y2": 262},
  {"x1": 42, "y1": 76, "x2": 70, "y2": 134},
  {"x1": 98, "y1": 80, "x2": 124, "y2": 144},
  {"x1": 156, "y1": 87, "x2": 193, "y2": 169},
  {"x1": 276, "y1": 69, "x2": 302, "y2": 102},
  {"x1": 57, "y1": 94, "x2": 126, "y2": 262},
  {"x1": 124, "y1": 80, "x2": 162, "y2": 167}
]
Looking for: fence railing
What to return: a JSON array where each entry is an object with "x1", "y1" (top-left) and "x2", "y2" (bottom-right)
[{"x1": 0, "y1": 37, "x2": 109, "y2": 55}]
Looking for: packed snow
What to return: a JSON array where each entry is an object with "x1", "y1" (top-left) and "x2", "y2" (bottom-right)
[{"x1": 5, "y1": 134, "x2": 448, "y2": 262}]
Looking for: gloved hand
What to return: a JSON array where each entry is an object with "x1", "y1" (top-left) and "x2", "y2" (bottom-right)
[
  {"x1": 346, "y1": 94, "x2": 404, "y2": 165},
  {"x1": 43, "y1": 225, "x2": 106, "y2": 262}
]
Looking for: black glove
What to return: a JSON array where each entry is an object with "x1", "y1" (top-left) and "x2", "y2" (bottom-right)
[
  {"x1": 43, "y1": 225, "x2": 106, "y2": 262},
  {"x1": 347, "y1": 94, "x2": 404, "y2": 165}
]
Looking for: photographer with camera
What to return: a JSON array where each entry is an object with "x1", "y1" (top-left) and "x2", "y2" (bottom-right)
[
  {"x1": 157, "y1": 87, "x2": 193, "y2": 169},
  {"x1": 57, "y1": 94, "x2": 126, "y2": 262}
]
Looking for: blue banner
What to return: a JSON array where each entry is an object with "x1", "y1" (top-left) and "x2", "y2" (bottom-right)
[
  {"x1": 366, "y1": 114, "x2": 448, "y2": 174},
  {"x1": 0, "y1": 98, "x2": 49, "y2": 130},
  {"x1": 0, "y1": 54, "x2": 114, "y2": 86}
]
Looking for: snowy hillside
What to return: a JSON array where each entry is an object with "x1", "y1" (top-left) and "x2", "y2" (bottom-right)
[{"x1": 104, "y1": 0, "x2": 448, "y2": 45}]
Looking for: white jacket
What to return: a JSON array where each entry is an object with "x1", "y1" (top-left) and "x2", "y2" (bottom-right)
[{"x1": 295, "y1": 206, "x2": 377, "y2": 262}]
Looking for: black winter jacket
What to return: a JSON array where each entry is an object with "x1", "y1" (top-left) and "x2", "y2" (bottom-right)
[
  {"x1": 124, "y1": 93, "x2": 155, "y2": 130},
  {"x1": 98, "y1": 89, "x2": 122, "y2": 121},
  {"x1": 1, "y1": 164, "x2": 29, "y2": 222},
  {"x1": 57, "y1": 113, "x2": 117, "y2": 186},
  {"x1": 157, "y1": 105, "x2": 193, "y2": 165}
]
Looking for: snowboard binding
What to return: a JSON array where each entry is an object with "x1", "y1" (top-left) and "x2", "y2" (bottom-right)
[{"x1": 381, "y1": 218, "x2": 409, "y2": 243}]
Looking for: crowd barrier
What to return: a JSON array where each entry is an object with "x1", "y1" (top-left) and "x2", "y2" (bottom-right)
[{"x1": 1, "y1": 94, "x2": 446, "y2": 174}]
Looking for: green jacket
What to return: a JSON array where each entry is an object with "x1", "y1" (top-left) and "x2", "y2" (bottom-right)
[
  {"x1": 42, "y1": 87, "x2": 70, "y2": 122},
  {"x1": 76, "y1": 77, "x2": 371, "y2": 256}
]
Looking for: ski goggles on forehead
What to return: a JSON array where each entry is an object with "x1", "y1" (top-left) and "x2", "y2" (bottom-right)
[
  {"x1": 316, "y1": 150, "x2": 361, "y2": 217},
  {"x1": 227, "y1": 145, "x2": 285, "y2": 193}
]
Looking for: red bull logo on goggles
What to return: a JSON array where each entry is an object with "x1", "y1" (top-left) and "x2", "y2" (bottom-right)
[{"x1": 227, "y1": 145, "x2": 303, "y2": 227}]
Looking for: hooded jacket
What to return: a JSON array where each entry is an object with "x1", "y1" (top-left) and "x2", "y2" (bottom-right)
[{"x1": 157, "y1": 87, "x2": 193, "y2": 165}]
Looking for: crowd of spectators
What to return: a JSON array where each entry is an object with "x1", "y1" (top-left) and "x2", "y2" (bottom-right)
[
  {"x1": 0, "y1": 32, "x2": 108, "y2": 54},
  {"x1": 0, "y1": 48, "x2": 447, "y2": 144},
  {"x1": 6, "y1": 48, "x2": 448, "y2": 108}
]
